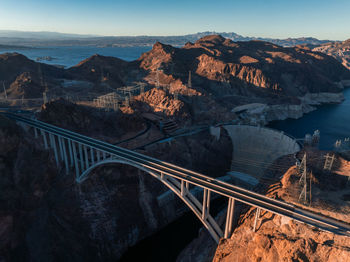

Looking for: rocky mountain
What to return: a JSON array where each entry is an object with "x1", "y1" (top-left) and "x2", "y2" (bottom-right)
[
  {"x1": 313, "y1": 39, "x2": 350, "y2": 70},
  {"x1": 0, "y1": 53, "x2": 65, "y2": 98},
  {"x1": 138, "y1": 35, "x2": 349, "y2": 97},
  {"x1": 2, "y1": 35, "x2": 350, "y2": 125}
]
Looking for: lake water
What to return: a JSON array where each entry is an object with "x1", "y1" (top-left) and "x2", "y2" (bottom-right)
[
  {"x1": 269, "y1": 88, "x2": 350, "y2": 150},
  {"x1": 0, "y1": 46, "x2": 152, "y2": 68}
]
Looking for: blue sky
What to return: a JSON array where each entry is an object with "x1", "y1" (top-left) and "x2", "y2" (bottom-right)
[{"x1": 0, "y1": 0, "x2": 349, "y2": 40}]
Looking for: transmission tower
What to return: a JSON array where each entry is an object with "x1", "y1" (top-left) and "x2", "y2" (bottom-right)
[
  {"x1": 323, "y1": 153, "x2": 335, "y2": 171},
  {"x1": 297, "y1": 153, "x2": 307, "y2": 175},
  {"x1": 298, "y1": 153, "x2": 308, "y2": 204}
]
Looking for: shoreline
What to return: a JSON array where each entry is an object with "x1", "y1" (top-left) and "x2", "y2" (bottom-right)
[{"x1": 234, "y1": 90, "x2": 348, "y2": 126}]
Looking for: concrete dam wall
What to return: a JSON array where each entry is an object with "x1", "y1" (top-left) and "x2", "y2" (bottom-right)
[{"x1": 223, "y1": 125, "x2": 301, "y2": 179}]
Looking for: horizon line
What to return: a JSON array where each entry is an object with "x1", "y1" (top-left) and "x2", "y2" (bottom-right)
[{"x1": 0, "y1": 28, "x2": 343, "y2": 41}]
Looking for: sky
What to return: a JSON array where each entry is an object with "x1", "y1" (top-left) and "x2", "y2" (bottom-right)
[{"x1": 0, "y1": 0, "x2": 349, "y2": 40}]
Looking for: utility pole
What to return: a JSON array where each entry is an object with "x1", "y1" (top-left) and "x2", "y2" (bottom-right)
[{"x1": 309, "y1": 171, "x2": 312, "y2": 206}]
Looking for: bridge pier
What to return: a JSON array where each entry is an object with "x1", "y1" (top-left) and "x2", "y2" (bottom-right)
[
  {"x1": 41, "y1": 130, "x2": 48, "y2": 149},
  {"x1": 67, "y1": 139, "x2": 74, "y2": 167},
  {"x1": 49, "y1": 133, "x2": 59, "y2": 166},
  {"x1": 224, "y1": 198, "x2": 235, "y2": 238},
  {"x1": 72, "y1": 141, "x2": 80, "y2": 177},
  {"x1": 83, "y1": 145, "x2": 89, "y2": 169},
  {"x1": 96, "y1": 150, "x2": 101, "y2": 162},
  {"x1": 181, "y1": 180, "x2": 185, "y2": 196},
  {"x1": 58, "y1": 136, "x2": 64, "y2": 161},
  {"x1": 78, "y1": 143, "x2": 84, "y2": 171},
  {"x1": 202, "y1": 189, "x2": 211, "y2": 220},
  {"x1": 253, "y1": 208, "x2": 261, "y2": 232},
  {"x1": 90, "y1": 146, "x2": 95, "y2": 165},
  {"x1": 34, "y1": 127, "x2": 38, "y2": 138},
  {"x1": 61, "y1": 138, "x2": 69, "y2": 174}
]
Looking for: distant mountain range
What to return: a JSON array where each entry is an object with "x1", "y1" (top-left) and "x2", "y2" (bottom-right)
[
  {"x1": 0, "y1": 30, "x2": 98, "y2": 39},
  {"x1": 0, "y1": 30, "x2": 334, "y2": 48},
  {"x1": 312, "y1": 39, "x2": 350, "y2": 70}
]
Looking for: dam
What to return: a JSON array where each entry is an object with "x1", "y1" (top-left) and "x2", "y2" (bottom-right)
[{"x1": 223, "y1": 125, "x2": 301, "y2": 180}]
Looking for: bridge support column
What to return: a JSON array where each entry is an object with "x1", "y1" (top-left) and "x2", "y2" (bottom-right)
[
  {"x1": 72, "y1": 142, "x2": 80, "y2": 178},
  {"x1": 102, "y1": 151, "x2": 106, "y2": 160},
  {"x1": 202, "y1": 189, "x2": 211, "y2": 220},
  {"x1": 49, "y1": 133, "x2": 59, "y2": 166},
  {"x1": 34, "y1": 127, "x2": 38, "y2": 139},
  {"x1": 253, "y1": 208, "x2": 261, "y2": 232},
  {"x1": 83, "y1": 145, "x2": 89, "y2": 169},
  {"x1": 57, "y1": 136, "x2": 64, "y2": 161},
  {"x1": 41, "y1": 130, "x2": 48, "y2": 149},
  {"x1": 90, "y1": 147, "x2": 95, "y2": 165},
  {"x1": 181, "y1": 180, "x2": 185, "y2": 196},
  {"x1": 78, "y1": 143, "x2": 84, "y2": 171},
  {"x1": 67, "y1": 139, "x2": 74, "y2": 167},
  {"x1": 96, "y1": 150, "x2": 101, "y2": 162},
  {"x1": 61, "y1": 138, "x2": 69, "y2": 174},
  {"x1": 224, "y1": 198, "x2": 235, "y2": 238}
]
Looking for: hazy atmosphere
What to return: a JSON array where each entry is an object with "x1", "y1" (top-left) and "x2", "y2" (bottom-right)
[{"x1": 0, "y1": 0, "x2": 349, "y2": 39}]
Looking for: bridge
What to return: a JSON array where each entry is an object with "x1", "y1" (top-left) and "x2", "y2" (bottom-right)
[{"x1": 2, "y1": 111, "x2": 350, "y2": 243}]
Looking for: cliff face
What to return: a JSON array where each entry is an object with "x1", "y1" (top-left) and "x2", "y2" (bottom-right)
[
  {"x1": 0, "y1": 115, "x2": 97, "y2": 261},
  {"x1": 0, "y1": 101, "x2": 233, "y2": 261},
  {"x1": 138, "y1": 35, "x2": 350, "y2": 97},
  {"x1": 313, "y1": 39, "x2": 350, "y2": 70}
]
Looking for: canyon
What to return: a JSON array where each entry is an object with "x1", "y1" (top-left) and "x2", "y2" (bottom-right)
[{"x1": 1, "y1": 34, "x2": 350, "y2": 261}]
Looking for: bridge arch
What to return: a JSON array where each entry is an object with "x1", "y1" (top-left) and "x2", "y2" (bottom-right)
[{"x1": 76, "y1": 159, "x2": 223, "y2": 243}]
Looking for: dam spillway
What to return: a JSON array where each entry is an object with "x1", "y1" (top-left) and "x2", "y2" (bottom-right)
[{"x1": 223, "y1": 125, "x2": 301, "y2": 179}]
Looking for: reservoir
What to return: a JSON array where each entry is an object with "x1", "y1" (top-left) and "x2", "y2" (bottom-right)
[{"x1": 269, "y1": 88, "x2": 350, "y2": 150}]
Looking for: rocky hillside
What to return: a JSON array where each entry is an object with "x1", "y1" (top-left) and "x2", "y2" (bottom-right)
[
  {"x1": 0, "y1": 101, "x2": 233, "y2": 261},
  {"x1": 139, "y1": 35, "x2": 349, "y2": 96},
  {"x1": 313, "y1": 39, "x2": 350, "y2": 70},
  {"x1": 212, "y1": 149, "x2": 350, "y2": 262},
  {"x1": 2, "y1": 35, "x2": 350, "y2": 101},
  {"x1": 0, "y1": 53, "x2": 65, "y2": 98}
]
